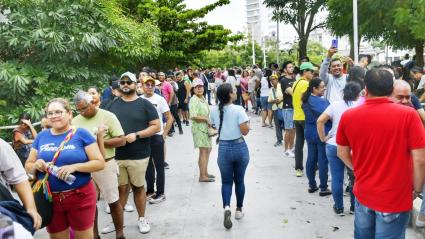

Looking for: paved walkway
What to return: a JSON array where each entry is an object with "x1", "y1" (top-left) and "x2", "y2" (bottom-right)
[{"x1": 34, "y1": 109, "x2": 422, "y2": 239}]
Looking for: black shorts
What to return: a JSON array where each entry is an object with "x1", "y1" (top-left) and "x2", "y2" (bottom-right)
[{"x1": 178, "y1": 101, "x2": 188, "y2": 111}]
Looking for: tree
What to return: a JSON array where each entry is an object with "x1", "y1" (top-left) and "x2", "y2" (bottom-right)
[
  {"x1": 264, "y1": 0, "x2": 327, "y2": 63},
  {"x1": 327, "y1": 0, "x2": 425, "y2": 67},
  {"x1": 0, "y1": 0, "x2": 160, "y2": 135},
  {"x1": 118, "y1": 0, "x2": 242, "y2": 70}
]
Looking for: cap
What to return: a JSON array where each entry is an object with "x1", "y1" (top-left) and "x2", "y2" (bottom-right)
[
  {"x1": 300, "y1": 62, "x2": 317, "y2": 71},
  {"x1": 120, "y1": 72, "x2": 137, "y2": 82},
  {"x1": 155, "y1": 80, "x2": 161, "y2": 86},
  {"x1": 411, "y1": 66, "x2": 423, "y2": 73},
  {"x1": 142, "y1": 76, "x2": 155, "y2": 84},
  {"x1": 158, "y1": 72, "x2": 165, "y2": 76},
  {"x1": 192, "y1": 79, "x2": 204, "y2": 87}
]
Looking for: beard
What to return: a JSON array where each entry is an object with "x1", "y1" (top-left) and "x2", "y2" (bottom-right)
[{"x1": 121, "y1": 87, "x2": 136, "y2": 95}]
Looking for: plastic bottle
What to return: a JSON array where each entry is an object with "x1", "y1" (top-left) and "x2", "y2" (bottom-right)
[{"x1": 48, "y1": 165, "x2": 76, "y2": 185}]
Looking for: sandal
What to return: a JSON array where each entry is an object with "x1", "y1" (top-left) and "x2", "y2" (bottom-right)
[
  {"x1": 199, "y1": 178, "x2": 215, "y2": 182},
  {"x1": 262, "y1": 124, "x2": 268, "y2": 127},
  {"x1": 208, "y1": 174, "x2": 216, "y2": 179}
]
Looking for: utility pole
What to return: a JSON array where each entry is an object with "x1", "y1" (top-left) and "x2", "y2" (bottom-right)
[
  {"x1": 263, "y1": 36, "x2": 267, "y2": 68},
  {"x1": 353, "y1": 0, "x2": 359, "y2": 63},
  {"x1": 276, "y1": 7, "x2": 280, "y2": 65},
  {"x1": 251, "y1": 24, "x2": 256, "y2": 65}
]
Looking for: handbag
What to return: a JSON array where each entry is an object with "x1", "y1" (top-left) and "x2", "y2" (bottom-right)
[
  {"x1": 272, "y1": 88, "x2": 284, "y2": 123},
  {"x1": 32, "y1": 128, "x2": 76, "y2": 229},
  {"x1": 207, "y1": 127, "x2": 218, "y2": 137},
  {"x1": 242, "y1": 92, "x2": 250, "y2": 101}
]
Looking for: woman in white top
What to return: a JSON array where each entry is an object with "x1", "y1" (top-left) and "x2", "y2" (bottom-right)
[
  {"x1": 260, "y1": 68, "x2": 273, "y2": 127},
  {"x1": 317, "y1": 82, "x2": 362, "y2": 216}
]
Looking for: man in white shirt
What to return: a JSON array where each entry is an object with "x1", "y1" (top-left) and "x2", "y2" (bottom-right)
[
  {"x1": 141, "y1": 77, "x2": 174, "y2": 204},
  {"x1": 319, "y1": 47, "x2": 347, "y2": 103}
]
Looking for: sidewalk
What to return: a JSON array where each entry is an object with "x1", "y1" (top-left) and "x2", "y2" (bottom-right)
[{"x1": 34, "y1": 110, "x2": 422, "y2": 239}]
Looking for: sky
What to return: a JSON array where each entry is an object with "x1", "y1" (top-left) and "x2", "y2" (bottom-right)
[{"x1": 184, "y1": 0, "x2": 246, "y2": 34}]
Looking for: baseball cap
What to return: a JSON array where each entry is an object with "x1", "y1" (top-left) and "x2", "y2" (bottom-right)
[
  {"x1": 192, "y1": 79, "x2": 204, "y2": 87},
  {"x1": 111, "y1": 80, "x2": 119, "y2": 90},
  {"x1": 411, "y1": 66, "x2": 423, "y2": 73},
  {"x1": 300, "y1": 62, "x2": 317, "y2": 71},
  {"x1": 120, "y1": 72, "x2": 137, "y2": 82},
  {"x1": 142, "y1": 76, "x2": 156, "y2": 84}
]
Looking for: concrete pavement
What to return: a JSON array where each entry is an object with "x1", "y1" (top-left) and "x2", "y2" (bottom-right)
[{"x1": 34, "y1": 109, "x2": 422, "y2": 239}]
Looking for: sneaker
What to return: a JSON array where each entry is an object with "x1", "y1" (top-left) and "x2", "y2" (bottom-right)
[
  {"x1": 149, "y1": 194, "x2": 166, "y2": 204},
  {"x1": 235, "y1": 210, "x2": 244, "y2": 220},
  {"x1": 185, "y1": 121, "x2": 189, "y2": 126},
  {"x1": 146, "y1": 192, "x2": 156, "y2": 200},
  {"x1": 284, "y1": 150, "x2": 295, "y2": 158},
  {"x1": 274, "y1": 141, "x2": 282, "y2": 147},
  {"x1": 101, "y1": 223, "x2": 126, "y2": 234},
  {"x1": 168, "y1": 131, "x2": 174, "y2": 137},
  {"x1": 223, "y1": 209, "x2": 232, "y2": 229},
  {"x1": 308, "y1": 187, "x2": 319, "y2": 193},
  {"x1": 124, "y1": 203, "x2": 135, "y2": 212},
  {"x1": 295, "y1": 169, "x2": 303, "y2": 177},
  {"x1": 179, "y1": 129, "x2": 183, "y2": 135},
  {"x1": 164, "y1": 162, "x2": 170, "y2": 169},
  {"x1": 416, "y1": 213, "x2": 425, "y2": 228},
  {"x1": 333, "y1": 205, "x2": 345, "y2": 216},
  {"x1": 319, "y1": 189, "x2": 332, "y2": 197},
  {"x1": 105, "y1": 204, "x2": 111, "y2": 214},
  {"x1": 138, "y1": 217, "x2": 150, "y2": 234},
  {"x1": 349, "y1": 205, "x2": 355, "y2": 215}
]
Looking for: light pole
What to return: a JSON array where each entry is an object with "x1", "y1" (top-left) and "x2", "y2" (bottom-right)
[
  {"x1": 353, "y1": 0, "x2": 359, "y2": 63},
  {"x1": 262, "y1": 36, "x2": 267, "y2": 68},
  {"x1": 276, "y1": 7, "x2": 280, "y2": 65},
  {"x1": 250, "y1": 23, "x2": 256, "y2": 66}
]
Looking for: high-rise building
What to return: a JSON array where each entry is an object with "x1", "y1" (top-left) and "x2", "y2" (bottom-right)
[{"x1": 246, "y1": 0, "x2": 262, "y2": 43}]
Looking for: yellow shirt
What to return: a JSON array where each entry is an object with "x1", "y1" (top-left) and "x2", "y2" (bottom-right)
[
  {"x1": 292, "y1": 78, "x2": 309, "y2": 121},
  {"x1": 268, "y1": 84, "x2": 284, "y2": 110}
]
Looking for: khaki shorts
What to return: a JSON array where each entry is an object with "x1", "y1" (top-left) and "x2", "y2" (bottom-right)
[
  {"x1": 92, "y1": 159, "x2": 119, "y2": 204},
  {"x1": 116, "y1": 158, "x2": 149, "y2": 187}
]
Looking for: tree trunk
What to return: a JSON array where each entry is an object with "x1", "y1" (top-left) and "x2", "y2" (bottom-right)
[
  {"x1": 298, "y1": 36, "x2": 308, "y2": 64},
  {"x1": 415, "y1": 40, "x2": 424, "y2": 67}
]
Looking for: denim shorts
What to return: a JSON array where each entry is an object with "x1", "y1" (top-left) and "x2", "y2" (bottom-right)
[
  {"x1": 260, "y1": 96, "x2": 272, "y2": 110},
  {"x1": 282, "y1": 108, "x2": 294, "y2": 129}
]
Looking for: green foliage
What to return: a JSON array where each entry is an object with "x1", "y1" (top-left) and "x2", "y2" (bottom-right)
[
  {"x1": 326, "y1": 0, "x2": 425, "y2": 66},
  {"x1": 118, "y1": 0, "x2": 241, "y2": 69},
  {"x1": 0, "y1": 0, "x2": 161, "y2": 130},
  {"x1": 264, "y1": 0, "x2": 326, "y2": 61}
]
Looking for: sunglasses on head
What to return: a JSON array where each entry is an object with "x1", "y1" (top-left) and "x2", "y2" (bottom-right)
[{"x1": 119, "y1": 80, "x2": 134, "y2": 85}]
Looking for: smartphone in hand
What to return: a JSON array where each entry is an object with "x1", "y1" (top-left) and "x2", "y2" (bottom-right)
[{"x1": 331, "y1": 39, "x2": 338, "y2": 49}]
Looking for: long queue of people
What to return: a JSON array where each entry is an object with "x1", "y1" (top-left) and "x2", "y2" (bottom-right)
[{"x1": 1, "y1": 65, "x2": 252, "y2": 238}]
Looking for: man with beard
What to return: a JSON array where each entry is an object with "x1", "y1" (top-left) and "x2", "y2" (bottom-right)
[
  {"x1": 320, "y1": 47, "x2": 347, "y2": 103},
  {"x1": 107, "y1": 72, "x2": 160, "y2": 234}
]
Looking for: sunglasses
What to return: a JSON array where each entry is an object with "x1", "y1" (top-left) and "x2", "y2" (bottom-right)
[{"x1": 120, "y1": 80, "x2": 134, "y2": 85}]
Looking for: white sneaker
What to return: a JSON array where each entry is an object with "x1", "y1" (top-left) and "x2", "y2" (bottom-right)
[
  {"x1": 286, "y1": 150, "x2": 295, "y2": 158},
  {"x1": 235, "y1": 210, "x2": 244, "y2": 220},
  {"x1": 124, "y1": 203, "x2": 135, "y2": 212},
  {"x1": 138, "y1": 217, "x2": 151, "y2": 234},
  {"x1": 101, "y1": 223, "x2": 115, "y2": 234},
  {"x1": 105, "y1": 205, "x2": 111, "y2": 214}
]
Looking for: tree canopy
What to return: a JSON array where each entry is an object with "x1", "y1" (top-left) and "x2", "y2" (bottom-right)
[{"x1": 264, "y1": 0, "x2": 326, "y2": 63}]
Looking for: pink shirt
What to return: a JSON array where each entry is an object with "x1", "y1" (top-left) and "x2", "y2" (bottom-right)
[{"x1": 161, "y1": 81, "x2": 173, "y2": 104}]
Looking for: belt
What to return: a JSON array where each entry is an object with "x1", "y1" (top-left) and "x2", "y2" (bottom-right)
[
  {"x1": 219, "y1": 137, "x2": 245, "y2": 143},
  {"x1": 52, "y1": 188, "x2": 81, "y2": 202},
  {"x1": 105, "y1": 157, "x2": 114, "y2": 162}
]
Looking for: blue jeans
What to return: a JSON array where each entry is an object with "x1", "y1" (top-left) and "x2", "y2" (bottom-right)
[
  {"x1": 326, "y1": 144, "x2": 345, "y2": 209},
  {"x1": 306, "y1": 139, "x2": 328, "y2": 190},
  {"x1": 217, "y1": 139, "x2": 250, "y2": 208},
  {"x1": 354, "y1": 199, "x2": 409, "y2": 239}
]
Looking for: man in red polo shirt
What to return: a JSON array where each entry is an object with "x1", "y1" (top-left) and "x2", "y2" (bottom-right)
[{"x1": 336, "y1": 68, "x2": 425, "y2": 238}]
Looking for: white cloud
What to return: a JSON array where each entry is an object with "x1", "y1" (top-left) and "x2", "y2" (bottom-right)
[{"x1": 184, "y1": 0, "x2": 246, "y2": 33}]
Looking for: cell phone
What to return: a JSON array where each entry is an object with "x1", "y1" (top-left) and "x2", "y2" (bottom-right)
[{"x1": 331, "y1": 39, "x2": 338, "y2": 49}]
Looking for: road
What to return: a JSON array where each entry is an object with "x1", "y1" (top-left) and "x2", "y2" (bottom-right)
[{"x1": 34, "y1": 108, "x2": 422, "y2": 239}]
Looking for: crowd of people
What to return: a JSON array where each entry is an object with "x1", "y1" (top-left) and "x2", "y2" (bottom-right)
[{"x1": 1, "y1": 46, "x2": 425, "y2": 239}]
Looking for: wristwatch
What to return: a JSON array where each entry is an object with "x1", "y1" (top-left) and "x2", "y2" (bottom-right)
[{"x1": 136, "y1": 132, "x2": 141, "y2": 139}]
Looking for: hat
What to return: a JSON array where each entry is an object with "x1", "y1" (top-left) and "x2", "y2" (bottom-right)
[
  {"x1": 300, "y1": 62, "x2": 317, "y2": 71},
  {"x1": 155, "y1": 80, "x2": 161, "y2": 86},
  {"x1": 142, "y1": 76, "x2": 155, "y2": 84},
  {"x1": 411, "y1": 66, "x2": 424, "y2": 73},
  {"x1": 192, "y1": 79, "x2": 204, "y2": 87},
  {"x1": 120, "y1": 72, "x2": 137, "y2": 82}
]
